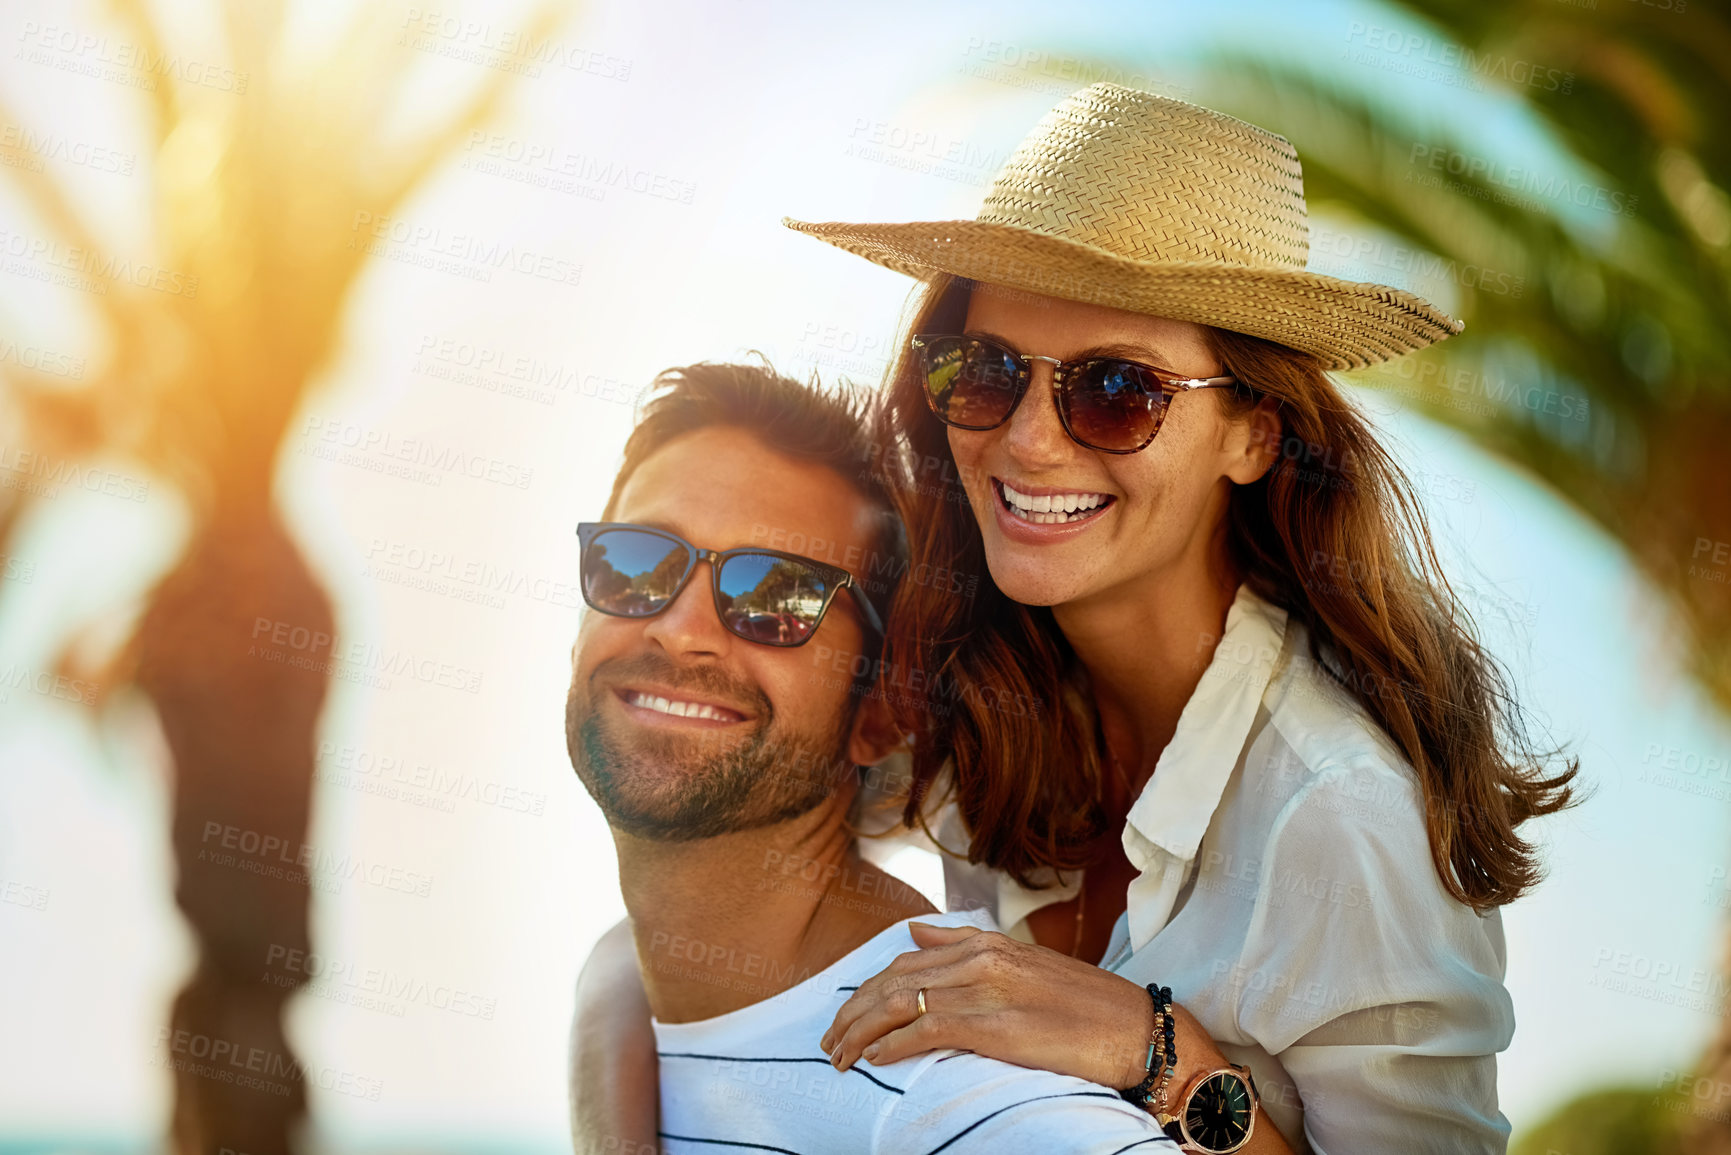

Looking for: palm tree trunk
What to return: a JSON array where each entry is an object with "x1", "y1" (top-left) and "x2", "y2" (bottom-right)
[{"x1": 136, "y1": 501, "x2": 333, "y2": 1155}]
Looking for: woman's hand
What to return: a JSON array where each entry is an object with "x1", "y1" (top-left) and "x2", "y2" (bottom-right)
[
  {"x1": 820, "y1": 922, "x2": 1160, "y2": 1089},
  {"x1": 821, "y1": 923, "x2": 1295, "y2": 1154}
]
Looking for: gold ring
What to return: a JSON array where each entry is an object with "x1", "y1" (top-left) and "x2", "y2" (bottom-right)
[{"x1": 917, "y1": 988, "x2": 928, "y2": 1018}]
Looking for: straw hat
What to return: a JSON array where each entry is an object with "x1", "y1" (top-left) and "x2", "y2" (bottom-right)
[{"x1": 784, "y1": 83, "x2": 1462, "y2": 371}]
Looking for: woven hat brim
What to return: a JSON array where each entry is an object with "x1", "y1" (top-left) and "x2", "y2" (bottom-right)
[{"x1": 783, "y1": 217, "x2": 1463, "y2": 372}]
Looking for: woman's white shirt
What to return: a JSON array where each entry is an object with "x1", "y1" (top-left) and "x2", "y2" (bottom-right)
[{"x1": 932, "y1": 584, "x2": 1515, "y2": 1155}]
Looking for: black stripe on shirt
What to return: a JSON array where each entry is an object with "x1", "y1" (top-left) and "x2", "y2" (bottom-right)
[
  {"x1": 921, "y1": 1090, "x2": 1128, "y2": 1155},
  {"x1": 658, "y1": 1051, "x2": 905, "y2": 1095},
  {"x1": 658, "y1": 1132, "x2": 806, "y2": 1155},
  {"x1": 1105, "y1": 1139, "x2": 1169, "y2": 1155}
]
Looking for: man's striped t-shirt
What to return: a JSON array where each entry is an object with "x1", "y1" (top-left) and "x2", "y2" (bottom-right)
[{"x1": 651, "y1": 909, "x2": 1174, "y2": 1155}]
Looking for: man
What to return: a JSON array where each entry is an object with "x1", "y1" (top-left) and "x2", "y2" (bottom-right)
[{"x1": 565, "y1": 361, "x2": 1172, "y2": 1153}]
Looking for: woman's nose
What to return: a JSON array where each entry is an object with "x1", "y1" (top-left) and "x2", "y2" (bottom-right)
[{"x1": 999, "y1": 361, "x2": 1073, "y2": 467}]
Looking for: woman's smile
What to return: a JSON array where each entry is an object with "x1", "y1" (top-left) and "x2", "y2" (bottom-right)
[{"x1": 992, "y1": 477, "x2": 1118, "y2": 533}]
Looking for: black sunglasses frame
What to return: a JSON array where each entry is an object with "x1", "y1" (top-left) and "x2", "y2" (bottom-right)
[
  {"x1": 910, "y1": 332, "x2": 1242, "y2": 454},
  {"x1": 575, "y1": 522, "x2": 886, "y2": 647}
]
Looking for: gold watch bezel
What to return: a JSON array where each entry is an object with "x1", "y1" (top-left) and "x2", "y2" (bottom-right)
[{"x1": 1160, "y1": 1062, "x2": 1259, "y2": 1154}]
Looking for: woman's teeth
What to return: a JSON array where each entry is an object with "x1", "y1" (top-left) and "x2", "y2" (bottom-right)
[
  {"x1": 625, "y1": 692, "x2": 737, "y2": 722},
  {"x1": 999, "y1": 481, "x2": 1112, "y2": 525}
]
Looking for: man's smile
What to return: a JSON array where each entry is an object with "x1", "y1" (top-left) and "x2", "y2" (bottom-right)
[{"x1": 614, "y1": 685, "x2": 751, "y2": 728}]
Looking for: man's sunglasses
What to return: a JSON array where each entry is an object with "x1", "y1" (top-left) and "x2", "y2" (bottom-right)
[
  {"x1": 910, "y1": 333, "x2": 1241, "y2": 454},
  {"x1": 576, "y1": 522, "x2": 885, "y2": 648}
]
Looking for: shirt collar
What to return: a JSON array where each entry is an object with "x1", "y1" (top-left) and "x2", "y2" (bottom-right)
[
  {"x1": 1121, "y1": 584, "x2": 1289, "y2": 868},
  {"x1": 995, "y1": 865, "x2": 1081, "y2": 940}
]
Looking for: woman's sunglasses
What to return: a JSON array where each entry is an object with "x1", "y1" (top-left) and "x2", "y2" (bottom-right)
[
  {"x1": 576, "y1": 522, "x2": 885, "y2": 648},
  {"x1": 910, "y1": 333, "x2": 1241, "y2": 454}
]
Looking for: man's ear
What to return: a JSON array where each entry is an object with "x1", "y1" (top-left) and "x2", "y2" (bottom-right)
[
  {"x1": 1226, "y1": 396, "x2": 1283, "y2": 485},
  {"x1": 846, "y1": 690, "x2": 905, "y2": 768}
]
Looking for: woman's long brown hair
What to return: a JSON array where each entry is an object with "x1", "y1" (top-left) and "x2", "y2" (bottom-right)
[{"x1": 872, "y1": 276, "x2": 1577, "y2": 908}]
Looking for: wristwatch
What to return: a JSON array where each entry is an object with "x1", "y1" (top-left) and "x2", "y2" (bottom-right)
[{"x1": 1155, "y1": 1062, "x2": 1260, "y2": 1153}]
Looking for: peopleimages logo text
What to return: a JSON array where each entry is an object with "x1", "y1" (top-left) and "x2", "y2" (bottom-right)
[
  {"x1": 1345, "y1": 23, "x2": 1574, "y2": 93},
  {"x1": 1408, "y1": 144, "x2": 1639, "y2": 217}
]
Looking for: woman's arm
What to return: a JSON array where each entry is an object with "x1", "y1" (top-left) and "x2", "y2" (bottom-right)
[
  {"x1": 570, "y1": 917, "x2": 660, "y2": 1155},
  {"x1": 1224, "y1": 769, "x2": 1516, "y2": 1153},
  {"x1": 821, "y1": 922, "x2": 1294, "y2": 1154}
]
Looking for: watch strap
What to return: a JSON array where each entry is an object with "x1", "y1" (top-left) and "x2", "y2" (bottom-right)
[{"x1": 1156, "y1": 1112, "x2": 1184, "y2": 1145}]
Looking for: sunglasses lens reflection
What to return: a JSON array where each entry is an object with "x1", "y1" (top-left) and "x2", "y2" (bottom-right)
[
  {"x1": 581, "y1": 530, "x2": 689, "y2": 615},
  {"x1": 922, "y1": 337, "x2": 1022, "y2": 429},
  {"x1": 1064, "y1": 361, "x2": 1166, "y2": 452},
  {"x1": 716, "y1": 553, "x2": 833, "y2": 646}
]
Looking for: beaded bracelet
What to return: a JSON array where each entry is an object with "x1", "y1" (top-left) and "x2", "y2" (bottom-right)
[
  {"x1": 1149, "y1": 988, "x2": 1178, "y2": 1111},
  {"x1": 1120, "y1": 983, "x2": 1177, "y2": 1109}
]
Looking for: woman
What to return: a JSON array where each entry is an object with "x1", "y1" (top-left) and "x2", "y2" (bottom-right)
[{"x1": 784, "y1": 84, "x2": 1575, "y2": 1152}]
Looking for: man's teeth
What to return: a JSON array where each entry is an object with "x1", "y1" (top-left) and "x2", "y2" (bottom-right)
[
  {"x1": 999, "y1": 481, "x2": 1111, "y2": 524},
  {"x1": 627, "y1": 692, "x2": 734, "y2": 722}
]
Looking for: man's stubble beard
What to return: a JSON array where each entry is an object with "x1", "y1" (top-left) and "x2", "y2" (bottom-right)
[{"x1": 565, "y1": 671, "x2": 859, "y2": 842}]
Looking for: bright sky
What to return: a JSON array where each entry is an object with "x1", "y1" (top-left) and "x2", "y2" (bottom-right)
[{"x1": 1, "y1": 0, "x2": 1724, "y2": 1150}]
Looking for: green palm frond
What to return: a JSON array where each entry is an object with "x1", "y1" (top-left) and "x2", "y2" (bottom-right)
[{"x1": 1188, "y1": 1, "x2": 1731, "y2": 711}]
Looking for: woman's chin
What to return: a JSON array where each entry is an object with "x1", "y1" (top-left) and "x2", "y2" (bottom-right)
[{"x1": 983, "y1": 555, "x2": 1094, "y2": 608}]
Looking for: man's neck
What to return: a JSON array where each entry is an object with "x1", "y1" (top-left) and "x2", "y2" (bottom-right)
[{"x1": 617, "y1": 799, "x2": 936, "y2": 1023}]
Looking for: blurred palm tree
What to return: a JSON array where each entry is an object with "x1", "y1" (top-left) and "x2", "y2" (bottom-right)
[
  {"x1": 1509, "y1": 1086, "x2": 1689, "y2": 1155},
  {"x1": 0, "y1": 0, "x2": 568, "y2": 1151},
  {"x1": 1183, "y1": 2, "x2": 1730, "y2": 1152}
]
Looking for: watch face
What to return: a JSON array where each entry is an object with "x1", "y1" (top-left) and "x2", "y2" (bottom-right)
[{"x1": 1183, "y1": 1071, "x2": 1254, "y2": 1152}]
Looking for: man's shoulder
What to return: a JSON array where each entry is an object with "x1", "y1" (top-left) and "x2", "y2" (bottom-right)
[
  {"x1": 814, "y1": 909, "x2": 998, "y2": 1001},
  {"x1": 651, "y1": 910, "x2": 1007, "y2": 1155},
  {"x1": 880, "y1": 1046, "x2": 1172, "y2": 1152},
  {"x1": 653, "y1": 910, "x2": 997, "y2": 1045},
  {"x1": 653, "y1": 909, "x2": 1172, "y2": 1154}
]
